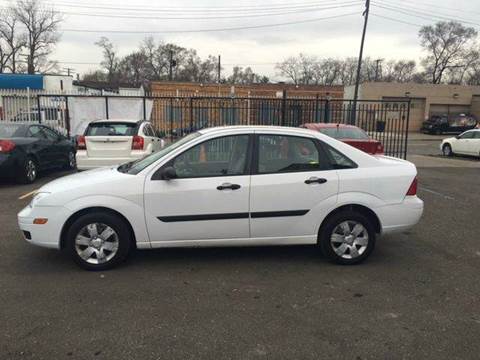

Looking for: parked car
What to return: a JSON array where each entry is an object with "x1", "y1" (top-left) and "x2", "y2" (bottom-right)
[
  {"x1": 421, "y1": 114, "x2": 477, "y2": 135},
  {"x1": 440, "y1": 129, "x2": 480, "y2": 157},
  {"x1": 0, "y1": 122, "x2": 76, "y2": 184},
  {"x1": 18, "y1": 126, "x2": 423, "y2": 270},
  {"x1": 76, "y1": 119, "x2": 164, "y2": 170},
  {"x1": 301, "y1": 123, "x2": 384, "y2": 155}
]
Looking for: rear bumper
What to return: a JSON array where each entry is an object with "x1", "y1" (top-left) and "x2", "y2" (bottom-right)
[
  {"x1": 76, "y1": 151, "x2": 149, "y2": 170},
  {"x1": 376, "y1": 196, "x2": 424, "y2": 235}
]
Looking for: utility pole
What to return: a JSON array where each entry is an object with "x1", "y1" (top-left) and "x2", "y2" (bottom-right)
[
  {"x1": 374, "y1": 58, "x2": 383, "y2": 81},
  {"x1": 64, "y1": 67, "x2": 75, "y2": 77},
  {"x1": 351, "y1": 0, "x2": 370, "y2": 124},
  {"x1": 217, "y1": 55, "x2": 221, "y2": 83}
]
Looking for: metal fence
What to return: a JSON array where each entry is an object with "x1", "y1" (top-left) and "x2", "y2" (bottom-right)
[{"x1": 1, "y1": 90, "x2": 410, "y2": 158}]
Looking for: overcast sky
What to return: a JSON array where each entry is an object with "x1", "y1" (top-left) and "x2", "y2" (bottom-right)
[{"x1": 4, "y1": 0, "x2": 480, "y2": 81}]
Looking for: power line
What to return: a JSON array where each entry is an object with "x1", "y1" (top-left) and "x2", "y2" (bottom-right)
[
  {"x1": 0, "y1": 2, "x2": 362, "y2": 20},
  {"x1": 371, "y1": 2, "x2": 480, "y2": 27},
  {"x1": 370, "y1": 13, "x2": 422, "y2": 27},
  {"x1": 377, "y1": 0, "x2": 480, "y2": 17},
  {"x1": 60, "y1": 12, "x2": 359, "y2": 34},
  {"x1": 0, "y1": 0, "x2": 362, "y2": 14}
]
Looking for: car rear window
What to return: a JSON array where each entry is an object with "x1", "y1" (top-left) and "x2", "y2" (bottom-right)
[
  {"x1": 0, "y1": 124, "x2": 26, "y2": 138},
  {"x1": 86, "y1": 122, "x2": 137, "y2": 136},
  {"x1": 319, "y1": 127, "x2": 369, "y2": 140}
]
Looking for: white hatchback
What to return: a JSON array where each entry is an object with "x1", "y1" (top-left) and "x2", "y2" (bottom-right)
[
  {"x1": 18, "y1": 126, "x2": 423, "y2": 270},
  {"x1": 76, "y1": 119, "x2": 164, "y2": 170}
]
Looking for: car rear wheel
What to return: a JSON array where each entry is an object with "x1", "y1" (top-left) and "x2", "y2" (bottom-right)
[
  {"x1": 19, "y1": 157, "x2": 38, "y2": 184},
  {"x1": 319, "y1": 211, "x2": 376, "y2": 265},
  {"x1": 442, "y1": 144, "x2": 453, "y2": 157},
  {"x1": 64, "y1": 150, "x2": 77, "y2": 170},
  {"x1": 65, "y1": 211, "x2": 133, "y2": 271}
]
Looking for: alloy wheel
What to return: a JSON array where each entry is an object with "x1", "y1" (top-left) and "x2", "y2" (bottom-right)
[
  {"x1": 68, "y1": 152, "x2": 76, "y2": 168},
  {"x1": 26, "y1": 160, "x2": 37, "y2": 182},
  {"x1": 74, "y1": 223, "x2": 119, "y2": 264},
  {"x1": 330, "y1": 221, "x2": 369, "y2": 260}
]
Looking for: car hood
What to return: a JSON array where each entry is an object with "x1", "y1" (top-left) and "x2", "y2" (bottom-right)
[{"x1": 39, "y1": 166, "x2": 128, "y2": 194}]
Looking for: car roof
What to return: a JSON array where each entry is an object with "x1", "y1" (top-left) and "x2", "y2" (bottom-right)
[
  {"x1": 89, "y1": 119, "x2": 142, "y2": 124},
  {"x1": 302, "y1": 123, "x2": 358, "y2": 129},
  {"x1": 197, "y1": 125, "x2": 320, "y2": 137}
]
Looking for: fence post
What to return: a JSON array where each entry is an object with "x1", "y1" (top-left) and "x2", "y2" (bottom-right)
[
  {"x1": 189, "y1": 97, "x2": 194, "y2": 133},
  {"x1": 36, "y1": 95, "x2": 41, "y2": 124},
  {"x1": 143, "y1": 96, "x2": 147, "y2": 120},
  {"x1": 281, "y1": 89, "x2": 287, "y2": 126},
  {"x1": 105, "y1": 96, "x2": 109, "y2": 119},
  {"x1": 324, "y1": 93, "x2": 330, "y2": 123},
  {"x1": 65, "y1": 96, "x2": 71, "y2": 138},
  {"x1": 403, "y1": 99, "x2": 411, "y2": 159},
  {"x1": 314, "y1": 93, "x2": 319, "y2": 123}
]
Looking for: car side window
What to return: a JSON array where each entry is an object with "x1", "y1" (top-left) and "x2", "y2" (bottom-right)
[
  {"x1": 256, "y1": 135, "x2": 328, "y2": 174},
  {"x1": 322, "y1": 143, "x2": 357, "y2": 169},
  {"x1": 459, "y1": 132, "x2": 474, "y2": 139},
  {"x1": 42, "y1": 127, "x2": 60, "y2": 141},
  {"x1": 143, "y1": 124, "x2": 153, "y2": 137},
  {"x1": 28, "y1": 126, "x2": 47, "y2": 139},
  {"x1": 172, "y1": 135, "x2": 250, "y2": 178},
  {"x1": 474, "y1": 132, "x2": 480, "y2": 139}
]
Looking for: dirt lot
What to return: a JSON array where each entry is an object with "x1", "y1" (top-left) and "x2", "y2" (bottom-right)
[{"x1": 1, "y1": 137, "x2": 479, "y2": 360}]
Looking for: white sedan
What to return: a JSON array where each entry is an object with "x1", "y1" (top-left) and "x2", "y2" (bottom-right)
[
  {"x1": 76, "y1": 119, "x2": 164, "y2": 170},
  {"x1": 18, "y1": 126, "x2": 423, "y2": 270},
  {"x1": 441, "y1": 129, "x2": 480, "y2": 158}
]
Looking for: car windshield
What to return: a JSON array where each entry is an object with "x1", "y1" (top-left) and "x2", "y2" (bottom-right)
[
  {"x1": 0, "y1": 123, "x2": 26, "y2": 138},
  {"x1": 319, "y1": 127, "x2": 369, "y2": 140},
  {"x1": 118, "y1": 132, "x2": 201, "y2": 175},
  {"x1": 86, "y1": 122, "x2": 137, "y2": 136}
]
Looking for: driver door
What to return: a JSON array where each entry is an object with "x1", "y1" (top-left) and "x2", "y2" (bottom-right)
[{"x1": 144, "y1": 133, "x2": 252, "y2": 243}]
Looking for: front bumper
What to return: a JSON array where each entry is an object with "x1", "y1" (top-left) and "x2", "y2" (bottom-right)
[
  {"x1": 76, "y1": 151, "x2": 149, "y2": 170},
  {"x1": 18, "y1": 205, "x2": 72, "y2": 249},
  {"x1": 377, "y1": 196, "x2": 424, "y2": 235}
]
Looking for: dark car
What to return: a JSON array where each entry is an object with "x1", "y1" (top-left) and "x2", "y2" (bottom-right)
[
  {"x1": 301, "y1": 123, "x2": 384, "y2": 155},
  {"x1": 0, "y1": 122, "x2": 76, "y2": 184},
  {"x1": 421, "y1": 114, "x2": 477, "y2": 135}
]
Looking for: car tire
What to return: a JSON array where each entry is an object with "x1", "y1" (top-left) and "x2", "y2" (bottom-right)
[
  {"x1": 19, "y1": 157, "x2": 38, "y2": 184},
  {"x1": 442, "y1": 144, "x2": 453, "y2": 157},
  {"x1": 319, "y1": 211, "x2": 376, "y2": 265},
  {"x1": 65, "y1": 211, "x2": 133, "y2": 271},
  {"x1": 64, "y1": 150, "x2": 77, "y2": 170},
  {"x1": 435, "y1": 129, "x2": 442, "y2": 135}
]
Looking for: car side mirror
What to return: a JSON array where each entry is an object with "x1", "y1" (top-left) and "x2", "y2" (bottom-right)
[
  {"x1": 455, "y1": 135, "x2": 460, "y2": 139},
  {"x1": 160, "y1": 166, "x2": 177, "y2": 180}
]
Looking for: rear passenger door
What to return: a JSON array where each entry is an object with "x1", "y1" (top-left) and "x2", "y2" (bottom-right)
[
  {"x1": 28, "y1": 125, "x2": 52, "y2": 168},
  {"x1": 249, "y1": 133, "x2": 339, "y2": 241}
]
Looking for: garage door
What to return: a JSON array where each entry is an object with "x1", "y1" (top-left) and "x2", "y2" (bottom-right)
[{"x1": 430, "y1": 104, "x2": 470, "y2": 117}]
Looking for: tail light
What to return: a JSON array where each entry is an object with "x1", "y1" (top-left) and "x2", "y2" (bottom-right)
[
  {"x1": 406, "y1": 177, "x2": 418, "y2": 196},
  {"x1": 376, "y1": 143, "x2": 384, "y2": 154},
  {"x1": 132, "y1": 135, "x2": 144, "y2": 150},
  {"x1": 0, "y1": 139, "x2": 16, "y2": 153},
  {"x1": 77, "y1": 135, "x2": 86, "y2": 150}
]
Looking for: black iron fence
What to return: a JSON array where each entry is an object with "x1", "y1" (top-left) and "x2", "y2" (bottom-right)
[{"x1": 31, "y1": 94, "x2": 410, "y2": 158}]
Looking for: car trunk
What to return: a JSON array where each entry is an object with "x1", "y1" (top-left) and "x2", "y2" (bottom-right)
[
  {"x1": 86, "y1": 136, "x2": 132, "y2": 158},
  {"x1": 342, "y1": 139, "x2": 382, "y2": 154}
]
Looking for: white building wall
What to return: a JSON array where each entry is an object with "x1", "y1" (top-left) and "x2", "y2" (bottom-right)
[{"x1": 43, "y1": 75, "x2": 73, "y2": 91}]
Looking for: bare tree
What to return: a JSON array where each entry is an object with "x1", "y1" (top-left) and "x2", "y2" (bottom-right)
[
  {"x1": 12, "y1": 0, "x2": 62, "y2": 74},
  {"x1": 419, "y1": 21, "x2": 477, "y2": 84},
  {"x1": 227, "y1": 66, "x2": 268, "y2": 84},
  {"x1": 0, "y1": 9, "x2": 26, "y2": 73},
  {"x1": 275, "y1": 56, "x2": 302, "y2": 84},
  {"x1": 95, "y1": 37, "x2": 120, "y2": 83},
  {"x1": 382, "y1": 60, "x2": 417, "y2": 82}
]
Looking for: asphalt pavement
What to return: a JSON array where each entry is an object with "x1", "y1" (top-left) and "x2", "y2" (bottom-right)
[{"x1": 1, "y1": 138, "x2": 479, "y2": 360}]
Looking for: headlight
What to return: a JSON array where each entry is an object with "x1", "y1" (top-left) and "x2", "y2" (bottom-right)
[{"x1": 29, "y1": 192, "x2": 51, "y2": 208}]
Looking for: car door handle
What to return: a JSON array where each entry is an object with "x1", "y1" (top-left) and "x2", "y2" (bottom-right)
[
  {"x1": 305, "y1": 177, "x2": 327, "y2": 185},
  {"x1": 217, "y1": 183, "x2": 241, "y2": 190}
]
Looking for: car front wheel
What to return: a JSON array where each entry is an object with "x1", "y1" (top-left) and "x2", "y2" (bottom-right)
[
  {"x1": 319, "y1": 211, "x2": 376, "y2": 265},
  {"x1": 19, "y1": 157, "x2": 38, "y2": 184},
  {"x1": 65, "y1": 211, "x2": 133, "y2": 270},
  {"x1": 442, "y1": 144, "x2": 453, "y2": 157}
]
